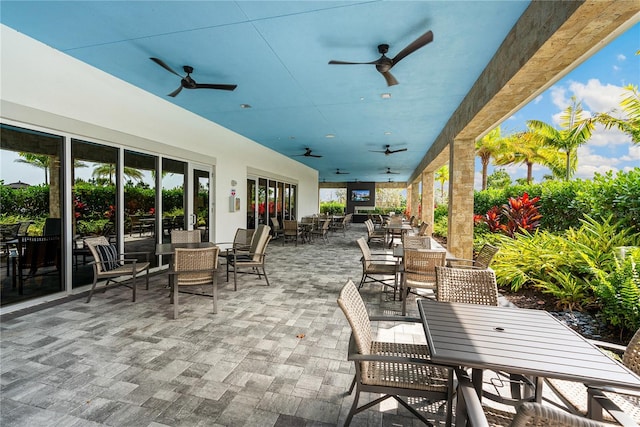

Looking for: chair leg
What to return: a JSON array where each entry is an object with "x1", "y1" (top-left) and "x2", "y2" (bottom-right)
[
  {"x1": 212, "y1": 274, "x2": 218, "y2": 314},
  {"x1": 226, "y1": 259, "x2": 230, "y2": 282},
  {"x1": 345, "y1": 387, "x2": 361, "y2": 426},
  {"x1": 132, "y1": 273, "x2": 137, "y2": 302},
  {"x1": 86, "y1": 274, "x2": 99, "y2": 303},
  {"x1": 173, "y1": 281, "x2": 179, "y2": 319},
  {"x1": 262, "y1": 267, "x2": 270, "y2": 286},
  {"x1": 233, "y1": 264, "x2": 238, "y2": 291},
  {"x1": 145, "y1": 267, "x2": 149, "y2": 290}
]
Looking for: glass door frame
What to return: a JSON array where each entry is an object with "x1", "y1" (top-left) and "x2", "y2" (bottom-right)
[{"x1": 188, "y1": 163, "x2": 213, "y2": 241}]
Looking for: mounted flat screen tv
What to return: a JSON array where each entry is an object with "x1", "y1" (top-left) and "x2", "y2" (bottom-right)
[{"x1": 351, "y1": 189, "x2": 371, "y2": 202}]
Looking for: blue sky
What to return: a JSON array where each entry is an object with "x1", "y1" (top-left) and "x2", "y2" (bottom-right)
[{"x1": 479, "y1": 22, "x2": 640, "y2": 187}]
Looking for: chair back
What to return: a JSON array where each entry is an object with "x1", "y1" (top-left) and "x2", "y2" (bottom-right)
[
  {"x1": 356, "y1": 237, "x2": 372, "y2": 268},
  {"x1": 171, "y1": 229, "x2": 202, "y2": 243},
  {"x1": 435, "y1": 266, "x2": 499, "y2": 306},
  {"x1": 475, "y1": 244, "x2": 499, "y2": 268},
  {"x1": 43, "y1": 217, "x2": 61, "y2": 236},
  {"x1": 404, "y1": 249, "x2": 446, "y2": 285},
  {"x1": 0, "y1": 223, "x2": 20, "y2": 241},
  {"x1": 418, "y1": 222, "x2": 429, "y2": 236},
  {"x1": 337, "y1": 280, "x2": 372, "y2": 375},
  {"x1": 17, "y1": 235, "x2": 61, "y2": 271},
  {"x1": 623, "y1": 328, "x2": 640, "y2": 376},
  {"x1": 85, "y1": 236, "x2": 113, "y2": 274},
  {"x1": 402, "y1": 235, "x2": 431, "y2": 249},
  {"x1": 173, "y1": 246, "x2": 219, "y2": 286},
  {"x1": 389, "y1": 216, "x2": 403, "y2": 226},
  {"x1": 270, "y1": 216, "x2": 281, "y2": 230},
  {"x1": 232, "y1": 228, "x2": 252, "y2": 250},
  {"x1": 17, "y1": 221, "x2": 32, "y2": 236},
  {"x1": 250, "y1": 225, "x2": 271, "y2": 260}
]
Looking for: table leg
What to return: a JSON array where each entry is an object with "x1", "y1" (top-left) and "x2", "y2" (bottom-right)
[{"x1": 472, "y1": 369, "x2": 483, "y2": 400}]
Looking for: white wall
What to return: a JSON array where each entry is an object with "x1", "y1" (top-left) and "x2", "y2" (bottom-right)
[{"x1": 0, "y1": 25, "x2": 319, "y2": 244}]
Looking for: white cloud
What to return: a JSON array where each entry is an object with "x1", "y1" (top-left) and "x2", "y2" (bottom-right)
[
  {"x1": 568, "y1": 79, "x2": 625, "y2": 113},
  {"x1": 574, "y1": 145, "x2": 620, "y2": 178},
  {"x1": 613, "y1": 65, "x2": 620, "y2": 72},
  {"x1": 588, "y1": 123, "x2": 632, "y2": 147},
  {"x1": 533, "y1": 95, "x2": 543, "y2": 104},
  {"x1": 617, "y1": 54, "x2": 627, "y2": 61},
  {"x1": 621, "y1": 144, "x2": 640, "y2": 162},
  {"x1": 550, "y1": 86, "x2": 568, "y2": 110}
]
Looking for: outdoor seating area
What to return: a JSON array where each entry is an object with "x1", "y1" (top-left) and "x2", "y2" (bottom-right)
[{"x1": 2, "y1": 222, "x2": 638, "y2": 426}]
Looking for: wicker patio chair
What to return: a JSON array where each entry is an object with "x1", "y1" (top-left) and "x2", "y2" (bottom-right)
[
  {"x1": 454, "y1": 368, "x2": 609, "y2": 427},
  {"x1": 170, "y1": 229, "x2": 202, "y2": 243},
  {"x1": 545, "y1": 328, "x2": 640, "y2": 426},
  {"x1": 402, "y1": 234, "x2": 431, "y2": 249},
  {"x1": 270, "y1": 216, "x2": 284, "y2": 240},
  {"x1": 435, "y1": 266, "x2": 499, "y2": 306},
  {"x1": 226, "y1": 225, "x2": 271, "y2": 290},
  {"x1": 85, "y1": 236, "x2": 150, "y2": 303},
  {"x1": 448, "y1": 243, "x2": 499, "y2": 269},
  {"x1": 282, "y1": 220, "x2": 301, "y2": 246},
  {"x1": 417, "y1": 222, "x2": 429, "y2": 236},
  {"x1": 310, "y1": 219, "x2": 330, "y2": 243},
  {"x1": 168, "y1": 246, "x2": 219, "y2": 319},
  {"x1": 401, "y1": 249, "x2": 446, "y2": 315},
  {"x1": 356, "y1": 237, "x2": 398, "y2": 297},
  {"x1": 337, "y1": 280, "x2": 454, "y2": 426},
  {"x1": 364, "y1": 219, "x2": 386, "y2": 245}
]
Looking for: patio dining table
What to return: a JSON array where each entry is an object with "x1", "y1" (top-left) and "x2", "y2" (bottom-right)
[{"x1": 417, "y1": 299, "x2": 640, "y2": 407}]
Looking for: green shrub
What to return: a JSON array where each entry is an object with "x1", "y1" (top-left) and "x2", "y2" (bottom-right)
[
  {"x1": 589, "y1": 247, "x2": 640, "y2": 339},
  {"x1": 320, "y1": 201, "x2": 345, "y2": 214}
]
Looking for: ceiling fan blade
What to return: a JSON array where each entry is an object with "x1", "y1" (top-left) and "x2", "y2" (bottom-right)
[
  {"x1": 150, "y1": 57, "x2": 182, "y2": 77},
  {"x1": 309, "y1": 154, "x2": 323, "y2": 158},
  {"x1": 194, "y1": 83, "x2": 237, "y2": 91},
  {"x1": 168, "y1": 85, "x2": 183, "y2": 97},
  {"x1": 389, "y1": 148, "x2": 408, "y2": 153},
  {"x1": 382, "y1": 71, "x2": 398, "y2": 86},
  {"x1": 328, "y1": 60, "x2": 377, "y2": 65},
  {"x1": 391, "y1": 30, "x2": 434, "y2": 66}
]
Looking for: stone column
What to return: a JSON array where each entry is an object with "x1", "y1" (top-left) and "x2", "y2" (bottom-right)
[
  {"x1": 448, "y1": 138, "x2": 475, "y2": 260},
  {"x1": 421, "y1": 171, "x2": 435, "y2": 235},
  {"x1": 405, "y1": 183, "x2": 412, "y2": 219},
  {"x1": 410, "y1": 180, "x2": 420, "y2": 223}
]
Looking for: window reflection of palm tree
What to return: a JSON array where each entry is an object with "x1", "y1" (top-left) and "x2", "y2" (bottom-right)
[{"x1": 92, "y1": 164, "x2": 144, "y2": 184}]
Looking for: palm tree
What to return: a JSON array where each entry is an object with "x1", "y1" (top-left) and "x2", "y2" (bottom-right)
[
  {"x1": 14, "y1": 153, "x2": 51, "y2": 184},
  {"x1": 527, "y1": 97, "x2": 595, "y2": 180},
  {"x1": 434, "y1": 165, "x2": 449, "y2": 202},
  {"x1": 475, "y1": 127, "x2": 506, "y2": 190},
  {"x1": 494, "y1": 126, "x2": 566, "y2": 184},
  {"x1": 595, "y1": 84, "x2": 640, "y2": 144},
  {"x1": 92, "y1": 163, "x2": 144, "y2": 184}
]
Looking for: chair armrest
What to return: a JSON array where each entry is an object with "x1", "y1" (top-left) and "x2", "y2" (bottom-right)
[
  {"x1": 169, "y1": 268, "x2": 216, "y2": 275},
  {"x1": 348, "y1": 351, "x2": 433, "y2": 365},
  {"x1": 588, "y1": 387, "x2": 639, "y2": 427},
  {"x1": 369, "y1": 315, "x2": 422, "y2": 323},
  {"x1": 122, "y1": 251, "x2": 150, "y2": 260},
  {"x1": 589, "y1": 339, "x2": 627, "y2": 353}
]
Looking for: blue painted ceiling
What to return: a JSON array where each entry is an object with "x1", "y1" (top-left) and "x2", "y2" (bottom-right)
[{"x1": 0, "y1": 1, "x2": 530, "y2": 182}]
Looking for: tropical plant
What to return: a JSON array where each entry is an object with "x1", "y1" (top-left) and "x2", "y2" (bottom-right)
[
  {"x1": 434, "y1": 165, "x2": 449, "y2": 202},
  {"x1": 495, "y1": 125, "x2": 566, "y2": 184},
  {"x1": 92, "y1": 163, "x2": 144, "y2": 184},
  {"x1": 476, "y1": 193, "x2": 541, "y2": 238},
  {"x1": 595, "y1": 84, "x2": 640, "y2": 144},
  {"x1": 588, "y1": 248, "x2": 640, "y2": 340},
  {"x1": 14, "y1": 153, "x2": 52, "y2": 185},
  {"x1": 475, "y1": 126, "x2": 507, "y2": 190},
  {"x1": 486, "y1": 169, "x2": 511, "y2": 189},
  {"x1": 527, "y1": 97, "x2": 595, "y2": 180},
  {"x1": 535, "y1": 269, "x2": 593, "y2": 312}
]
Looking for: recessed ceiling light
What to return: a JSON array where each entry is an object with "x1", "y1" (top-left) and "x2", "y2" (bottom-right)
[
  {"x1": 325, "y1": 134, "x2": 335, "y2": 138},
  {"x1": 289, "y1": 136, "x2": 296, "y2": 140},
  {"x1": 384, "y1": 131, "x2": 392, "y2": 135},
  {"x1": 381, "y1": 93, "x2": 391, "y2": 99},
  {"x1": 240, "y1": 104, "x2": 252, "y2": 109}
]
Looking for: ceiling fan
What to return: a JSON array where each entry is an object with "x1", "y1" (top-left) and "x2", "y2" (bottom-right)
[
  {"x1": 335, "y1": 169, "x2": 350, "y2": 175},
  {"x1": 384, "y1": 168, "x2": 400, "y2": 175},
  {"x1": 370, "y1": 145, "x2": 408, "y2": 155},
  {"x1": 328, "y1": 29, "x2": 433, "y2": 86},
  {"x1": 150, "y1": 57, "x2": 237, "y2": 97},
  {"x1": 293, "y1": 148, "x2": 322, "y2": 158}
]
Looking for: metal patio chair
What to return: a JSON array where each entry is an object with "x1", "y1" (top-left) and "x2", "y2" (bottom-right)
[{"x1": 169, "y1": 246, "x2": 219, "y2": 319}]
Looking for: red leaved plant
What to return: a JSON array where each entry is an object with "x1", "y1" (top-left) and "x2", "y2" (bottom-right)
[{"x1": 476, "y1": 193, "x2": 542, "y2": 238}]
